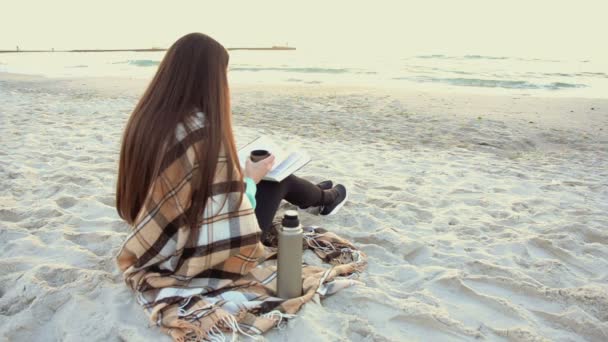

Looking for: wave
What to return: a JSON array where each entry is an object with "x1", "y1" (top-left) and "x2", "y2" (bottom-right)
[
  {"x1": 112, "y1": 59, "x2": 160, "y2": 67},
  {"x1": 414, "y1": 55, "x2": 562, "y2": 63},
  {"x1": 415, "y1": 54, "x2": 449, "y2": 59},
  {"x1": 464, "y1": 55, "x2": 508, "y2": 60},
  {"x1": 393, "y1": 76, "x2": 586, "y2": 90},
  {"x1": 580, "y1": 72, "x2": 608, "y2": 78},
  {"x1": 285, "y1": 78, "x2": 322, "y2": 84},
  {"x1": 415, "y1": 54, "x2": 508, "y2": 60},
  {"x1": 547, "y1": 82, "x2": 584, "y2": 89},
  {"x1": 128, "y1": 59, "x2": 160, "y2": 67},
  {"x1": 230, "y1": 66, "x2": 350, "y2": 74},
  {"x1": 404, "y1": 65, "x2": 476, "y2": 76},
  {"x1": 541, "y1": 71, "x2": 608, "y2": 78}
]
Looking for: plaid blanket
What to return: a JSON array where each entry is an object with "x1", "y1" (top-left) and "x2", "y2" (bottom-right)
[{"x1": 116, "y1": 120, "x2": 366, "y2": 342}]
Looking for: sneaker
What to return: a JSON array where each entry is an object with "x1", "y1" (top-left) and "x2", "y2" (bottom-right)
[
  {"x1": 316, "y1": 180, "x2": 333, "y2": 190},
  {"x1": 299, "y1": 180, "x2": 334, "y2": 210},
  {"x1": 320, "y1": 184, "x2": 348, "y2": 216}
]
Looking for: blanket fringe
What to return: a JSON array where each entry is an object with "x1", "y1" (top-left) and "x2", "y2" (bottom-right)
[
  {"x1": 303, "y1": 231, "x2": 366, "y2": 267},
  {"x1": 261, "y1": 310, "x2": 297, "y2": 330},
  {"x1": 163, "y1": 319, "x2": 205, "y2": 342},
  {"x1": 219, "y1": 314, "x2": 262, "y2": 341},
  {"x1": 164, "y1": 310, "x2": 270, "y2": 342}
]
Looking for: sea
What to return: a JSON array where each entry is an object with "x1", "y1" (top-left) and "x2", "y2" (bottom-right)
[{"x1": 1, "y1": 50, "x2": 607, "y2": 98}]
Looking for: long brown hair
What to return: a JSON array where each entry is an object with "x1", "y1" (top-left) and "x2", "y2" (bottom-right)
[{"x1": 116, "y1": 32, "x2": 243, "y2": 227}]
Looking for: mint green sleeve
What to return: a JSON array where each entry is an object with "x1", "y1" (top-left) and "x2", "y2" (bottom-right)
[{"x1": 244, "y1": 177, "x2": 257, "y2": 209}]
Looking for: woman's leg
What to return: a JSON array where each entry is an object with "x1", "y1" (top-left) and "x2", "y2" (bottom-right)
[
  {"x1": 255, "y1": 175, "x2": 325, "y2": 233},
  {"x1": 254, "y1": 180, "x2": 288, "y2": 233}
]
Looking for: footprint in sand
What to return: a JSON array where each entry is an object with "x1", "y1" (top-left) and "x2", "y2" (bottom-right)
[
  {"x1": 368, "y1": 198, "x2": 398, "y2": 209},
  {"x1": 0, "y1": 208, "x2": 23, "y2": 222},
  {"x1": 34, "y1": 265, "x2": 82, "y2": 288},
  {"x1": 95, "y1": 195, "x2": 115, "y2": 207},
  {"x1": 64, "y1": 231, "x2": 116, "y2": 256},
  {"x1": 55, "y1": 196, "x2": 77, "y2": 209},
  {"x1": 488, "y1": 210, "x2": 511, "y2": 219},
  {"x1": 376, "y1": 185, "x2": 403, "y2": 191},
  {"x1": 0, "y1": 294, "x2": 36, "y2": 316},
  {"x1": 74, "y1": 155, "x2": 93, "y2": 162},
  {"x1": 511, "y1": 202, "x2": 530, "y2": 213},
  {"x1": 32, "y1": 207, "x2": 64, "y2": 219},
  {"x1": 64, "y1": 231, "x2": 113, "y2": 245},
  {"x1": 67, "y1": 173, "x2": 96, "y2": 186},
  {"x1": 7, "y1": 171, "x2": 21, "y2": 180},
  {"x1": 540, "y1": 183, "x2": 561, "y2": 191}
]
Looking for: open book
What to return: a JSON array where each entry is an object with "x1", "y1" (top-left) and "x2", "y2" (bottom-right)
[{"x1": 238, "y1": 136, "x2": 311, "y2": 182}]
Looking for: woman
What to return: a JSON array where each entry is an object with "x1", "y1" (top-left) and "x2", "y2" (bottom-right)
[
  {"x1": 116, "y1": 33, "x2": 347, "y2": 237},
  {"x1": 115, "y1": 33, "x2": 350, "y2": 340}
]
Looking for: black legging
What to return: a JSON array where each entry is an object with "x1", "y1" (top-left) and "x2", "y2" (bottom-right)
[{"x1": 254, "y1": 174, "x2": 322, "y2": 233}]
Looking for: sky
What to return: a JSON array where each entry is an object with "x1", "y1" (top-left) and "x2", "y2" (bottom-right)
[{"x1": 1, "y1": 0, "x2": 607, "y2": 59}]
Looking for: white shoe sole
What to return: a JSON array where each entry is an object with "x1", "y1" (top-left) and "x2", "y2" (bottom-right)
[{"x1": 324, "y1": 189, "x2": 348, "y2": 216}]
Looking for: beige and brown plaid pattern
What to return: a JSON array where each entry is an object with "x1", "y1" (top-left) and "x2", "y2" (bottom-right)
[{"x1": 116, "y1": 123, "x2": 366, "y2": 342}]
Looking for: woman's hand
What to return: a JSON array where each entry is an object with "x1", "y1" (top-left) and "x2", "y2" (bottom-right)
[{"x1": 244, "y1": 155, "x2": 275, "y2": 184}]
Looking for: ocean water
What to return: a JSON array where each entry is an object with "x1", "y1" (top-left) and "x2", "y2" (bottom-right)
[{"x1": 1, "y1": 50, "x2": 606, "y2": 98}]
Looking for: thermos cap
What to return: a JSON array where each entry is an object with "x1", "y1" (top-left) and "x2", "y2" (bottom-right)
[{"x1": 282, "y1": 210, "x2": 300, "y2": 228}]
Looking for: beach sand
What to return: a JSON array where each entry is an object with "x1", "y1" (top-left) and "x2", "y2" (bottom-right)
[{"x1": 1, "y1": 73, "x2": 607, "y2": 341}]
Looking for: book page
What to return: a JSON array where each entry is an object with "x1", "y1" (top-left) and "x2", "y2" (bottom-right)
[
  {"x1": 266, "y1": 151, "x2": 311, "y2": 182},
  {"x1": 238, "y1": 135, "x2": 311, "y2": 182},
  {"x1": 268, "y1": 152, "x2": 300, "y2": 178}
]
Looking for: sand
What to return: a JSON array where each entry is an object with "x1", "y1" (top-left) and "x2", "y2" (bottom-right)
[{"x1": 1, "y1": 73, "x2": 607, "y2": 341}]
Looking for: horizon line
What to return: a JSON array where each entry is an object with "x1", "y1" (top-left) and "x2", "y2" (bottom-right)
[{"x1": 0, "y1": 46, "x2": 296, "y2": 54}]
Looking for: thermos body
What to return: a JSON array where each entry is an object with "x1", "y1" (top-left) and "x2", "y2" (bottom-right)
[{"x1": 277, "y1": 210, "x2": 303, "y2": 299}]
